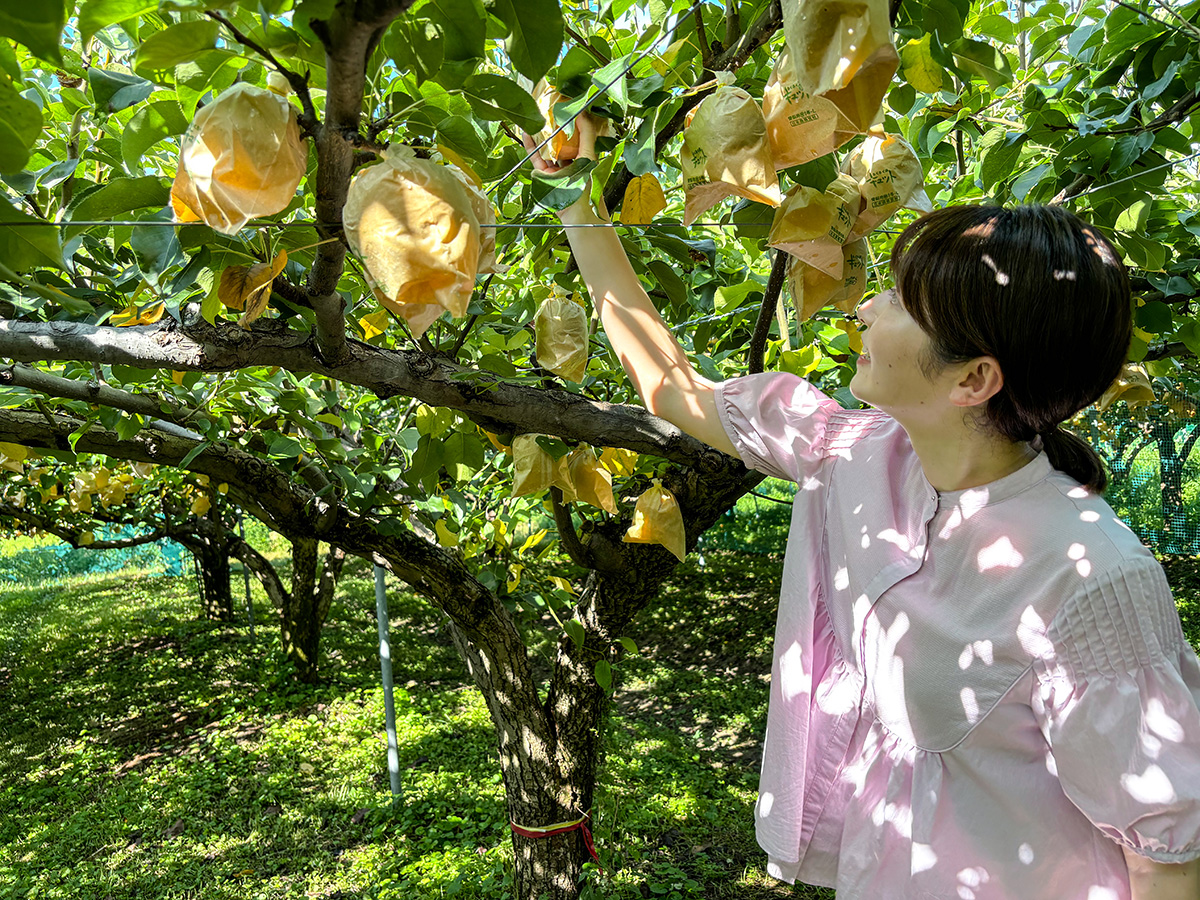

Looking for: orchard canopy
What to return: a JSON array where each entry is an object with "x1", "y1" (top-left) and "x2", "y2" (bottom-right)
[{"x1": 0, "y1": 0, "x2": 1198, "y2": 892}]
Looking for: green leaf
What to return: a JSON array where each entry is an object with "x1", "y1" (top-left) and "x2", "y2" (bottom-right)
[
  {"x1": 460, "y1": 73, "x2": 544, "y2": 133},
  {"x1": 564, "y1": 618, "x2": 585, "y2": 649},
  {"x1": 0, "y1": 195, "x2": 63, "y2": 271},
  {"x1": 89, "y1": 68, "x2": 155, "y2": 114},
  {"x1": 429, "y1": 0, "x2": 486, "y2": 62},
  {"x1": 647, "y1": 259, "x2": 685, "y2": 305},
  {"x1": 486, "y1": 0, "x2": 563, "y2": 84},
  {"x1": 178, "y1": 440, "x2": 210, "y2": 469},
  {"x1": 385, "y1": 15, "x2": 445, "y2": 84},
  {"x1": 530, "y1": 158, "x2": 596, "y2": 210},
  {"x1": 979, "y1": 131, "x2": 1025, "y2": 190},
  {"x1": 1114, "y1": 195, "x2": 1151, "y2": 233},
  {"x1": 1116, "y1": 233, "x2": 1166, "y2": 272},
  {"x1": 593, "y1": 53, "x2": 632, "y2": 112},
  {"x1": 617, "y1": 636, "x2": 638, "y2": 654},
  {"x1": 78, "y1": 0, "x2": 158, "y2": 45},
  {"x1": 594, "y1": 658, "x2": 612, "y2": 691},
  {"x1": 714, "y1": 280, "x2": 763, "y2": 315},
  {"x1": 121, "y1": 99, "x2": 188, "y2": 169},
  {"x1": 900, "y1": 35, "x2": 945, "y2": 93},
  {"x1": 0, "y1": 80, "x2": 43, "y2": 174},
  {"x1": 134, "y1": 21, "x2": 220, "y2": 75},
  {"x1": 1135, "y1": 299, "x2": 1172, "y2": 333},
  {"x1": 623, "y1": 109, "x2": 658, "y2": 176},
  {"x1": 949, "y1": 37, "x2": 1013, "y2": 88},
  {"x1": 130, "y1": 209, "x2": 183, "y2": 287},
  {"x1": 437, "y1": 115, "x2": 487, "y2": 162},
  {"x1": 0, "y1": 0, "x2": 65, "y2": 64},
  {"x1": 65, "y1": 176, "x2": 170, "y2": 236}
]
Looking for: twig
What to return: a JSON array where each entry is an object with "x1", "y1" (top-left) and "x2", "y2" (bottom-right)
[
  {"x1": 563, "y1": 22, "x2": 609, "y2": 64},
  {"x1": 748, "y1": 249, "x2": 789, "y2": 375},
  {"x1": 549, "y1": 485, "x2": 599, "y2": 571},
  {"x1": 693, "y1": 0, "x2": 712, "y2": 70},
  {"x1": 450, "y1": 276, "x2": 492, "y2": 358},
  {"x1": 1110, "y1": 0, "x2": 1200, "y2": 42},
  {"x1": 1150, "y1": 0, "x2": 1200, "y2": 40},
  {"x1": 205, "y1": 10, "x2": 318, "y2": 126}
]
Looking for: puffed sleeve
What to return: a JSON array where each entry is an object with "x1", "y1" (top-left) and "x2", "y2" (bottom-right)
[
  {"x1": 1032, "y1": 556, "x2": 1200, "y2": 863},
  {"x1": 714, "y1": 373, "x2": 875, "y2": 483}
]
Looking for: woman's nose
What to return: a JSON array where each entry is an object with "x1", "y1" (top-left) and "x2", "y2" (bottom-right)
[{"x1": 856, "y1": 294, "x2": 877, "y2": 324}]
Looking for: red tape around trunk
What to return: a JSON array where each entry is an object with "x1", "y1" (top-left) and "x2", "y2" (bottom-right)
[{"x1": 510, "y1": 813, "x2": 604, "y2": 873}]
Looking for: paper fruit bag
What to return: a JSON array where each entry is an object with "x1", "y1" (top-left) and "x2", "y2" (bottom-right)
[
  {"x1": 171, "y1": 80, "x2": 308, "y2": 235},
  {"x1": 787, "y1": 237, "x2": 868, "y2": 320},
  {"x1": 681, "y1": 73, "x2": 782, "y2": 225},
  {"x1": 566, "y1": 447, "x2": 617, "y2": 514},
  {"x1": 512, "y1": 434, "x2": 573, "y2": 499},
  {"x1": 763, "y1": 44, "x2": 898, "y2": 168},
  {"x1": 841, "y1": 132, "x2": 933, "y2": 241},
  {"x1": 768, "y1": 173, "x2": 861, "y2": 278},
  {"x1": 535, "y1": 296, "x2": 589, "y2": 383},
  {"x1": 1097, "y1": 364, "x2": 1156, "y2": 413},
  {"x1": 446, "y1": 163, "x2": 505, "y2": 275},
  {"x1": 623, "y1": 479, "x2": 687, "y2": 561},
  {"x1": 343, "y1": 147, "x2": 481, "y2": 336},
  {"x1": 781, "y1": 0, "x2": 892, "y2": 96}
]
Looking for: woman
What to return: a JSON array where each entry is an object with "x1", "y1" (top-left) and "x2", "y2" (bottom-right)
[{"x1": 525, "y1": 120, "x2": 1200, "y2": 898}]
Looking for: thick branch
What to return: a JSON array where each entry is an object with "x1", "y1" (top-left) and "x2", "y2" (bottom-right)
[
  {"x1": 0, "y1": 319, "x2": 724, "y2": 467},
  {"x1": 748, "y1": 249, "x2": 790, "y2": 375},
  {"x1": 0, "y1": 500, "x2": 168, "y2": 550}
]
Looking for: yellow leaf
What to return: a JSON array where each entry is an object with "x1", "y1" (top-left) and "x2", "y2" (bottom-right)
[
  {"x1": 518, "y1": 528, "x2": 548, "y2": 555},
  {"x1": 218, "y1": 250, "x2": 287, "y2": 326},
  {"x1": 506, "y1": 563, "x2": 524, "y2": 592},
  {"x1": 359, "y1": 307, "x2": 391, "y2": 341},
  {"x1": 435, "y1": 519, "x2": 459, "y2": 547},
  {"x1": 548, "y1": 575, "x2": 576, "y2": 595},
  {"x1": 191, "y1": 494, "x2": 211, "y2": 515},
  {"x1": 621, "y1": 173, "x2": 667, "y2": 225},
  {"x1": 112, "y1": 300, "x2": 166, "y2": 327},
  {"x1": 483, "y1": 430, "x2": 511, "y2": 453},
  {"x1": 218, "y1": 482, "x2": 228, "y2": 494},
  {"x1": 599, "y1": 447, "x2": 638, "y2": 477},
  {"x1": 172, "y1": 371, "x2": 186, "y2": 385},
  {"x1": 835, "y1": 319, "x2": 863, "y2": 354},
  {"x1": 79, "y1": 531, "x2": 95, "y2": 546},
  {"x1": 437, "y1": 145, "x2": 483, "y2": 188}
]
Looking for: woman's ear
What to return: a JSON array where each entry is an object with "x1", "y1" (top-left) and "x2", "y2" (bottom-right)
[{"x1": 949, "y1": 356, "x2": 1004, "y2": 408}]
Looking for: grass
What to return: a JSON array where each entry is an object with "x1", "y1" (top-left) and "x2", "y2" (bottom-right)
[{"x1": 2, "y1": 548, "x2": 1197, "y2": 900}]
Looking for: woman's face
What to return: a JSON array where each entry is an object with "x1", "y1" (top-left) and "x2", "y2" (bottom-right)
[{"x1": 850, "y1": 289, "x2": 961, "y2": 423}]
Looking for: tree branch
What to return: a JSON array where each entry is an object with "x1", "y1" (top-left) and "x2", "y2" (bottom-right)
[
  {"x1": 0, "y1": 501, "x2": 168, "y2": 550},
  {"x1": 0, "y1": 319, "x2": 725, "y2": 467},
  {"x1": 549, "y1": 486, "x2": 596, "y2": 570},
  {"x1": 748, "y1": 249, "x2": 790, "y2": 375},
  {"x1": 205, "y1": 11, "x2": 318, "y2": 127}
]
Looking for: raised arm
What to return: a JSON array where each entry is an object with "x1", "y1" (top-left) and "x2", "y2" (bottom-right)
[
  {"x1": 524, "y1": 122, "x2": 736, "y2": 457},
  {"x1": 1122, "y1": 846, "x2": 1200, "y2": 900}
]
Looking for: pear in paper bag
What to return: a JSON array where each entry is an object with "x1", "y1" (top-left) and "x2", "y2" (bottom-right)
[
  {"x1": 566, "y1": 447, "x2": 617, "y2": 514},
  {"x1": 446, "y1": 163, "x2": 505, "y2": 275},
  {"x1": 344, "y1": 148, "x2": 481, "y2": 336},
  {"x1": 171, "y1": 82, "x2": 308, "y2": 236},
  {"x1": 768, "y1": 174, "x2": 861, "y2": 278},
  {"x1": 1097, "y1": 364, "x2": 1156, "y2": 413},
  {"x1": 512, "y1": 434, "x2": 573, "y2": 499},
  {"x1": 623, "y1": 479, "x2": 687, "y2": 561},
  {"x1": 787, "y1": 238, "x2": 868, "y2": 321},
  {"x1": 780, "y1": 0, "x2": 892, "y2": 96},
  {"x1": 681, "y1": 78, "x2": 782, "y2": 225},
  {"x1": 840, "y1": 132, "x2": 932, "y2": 241},
  {"x1": 763, "y1": 44, "x2": 898, "y2": 168},
  {"x1": 535, "y1": 297, "x2": 589, "y2": 383}
]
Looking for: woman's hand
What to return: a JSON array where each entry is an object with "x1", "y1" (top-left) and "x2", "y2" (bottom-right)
[{"x1": 521, "y1": 112, "x2": 598, "y2": 175}]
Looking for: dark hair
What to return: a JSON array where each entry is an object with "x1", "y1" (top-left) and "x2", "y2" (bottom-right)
[{"x1": 891, "y1": 204, "x2": 1131, "y2": 492}]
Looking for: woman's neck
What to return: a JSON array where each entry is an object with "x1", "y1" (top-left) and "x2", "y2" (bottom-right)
[{"x1": 905, "y1": 418, "x2": 1038, "y2": 493}]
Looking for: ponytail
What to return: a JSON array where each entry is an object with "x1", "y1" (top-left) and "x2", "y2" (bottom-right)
[{"x1": 1039, "y1": 426, "x2": 1107, "y2": 493}]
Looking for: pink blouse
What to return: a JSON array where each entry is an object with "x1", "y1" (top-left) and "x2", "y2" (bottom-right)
[{"x1": 714, "y1": 373, "x2": 1200, "y2": 899}]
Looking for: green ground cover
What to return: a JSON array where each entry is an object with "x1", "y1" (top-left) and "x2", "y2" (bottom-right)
[{"x1": 2, "y1": 550, "x2": 1197, "y2": 900}]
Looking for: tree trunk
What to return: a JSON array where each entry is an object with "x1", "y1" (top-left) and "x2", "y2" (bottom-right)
[
  {"x1": 196, "y1": 542, "x2": 234, "y2": 620},
  {"x1": 281, "y1": 538, "x2": 344, "y2": 683}
]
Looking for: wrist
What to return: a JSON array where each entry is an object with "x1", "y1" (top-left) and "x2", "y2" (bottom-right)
[{"x1": 558, "y1": 192, "x2": 599, "y2": 226}]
